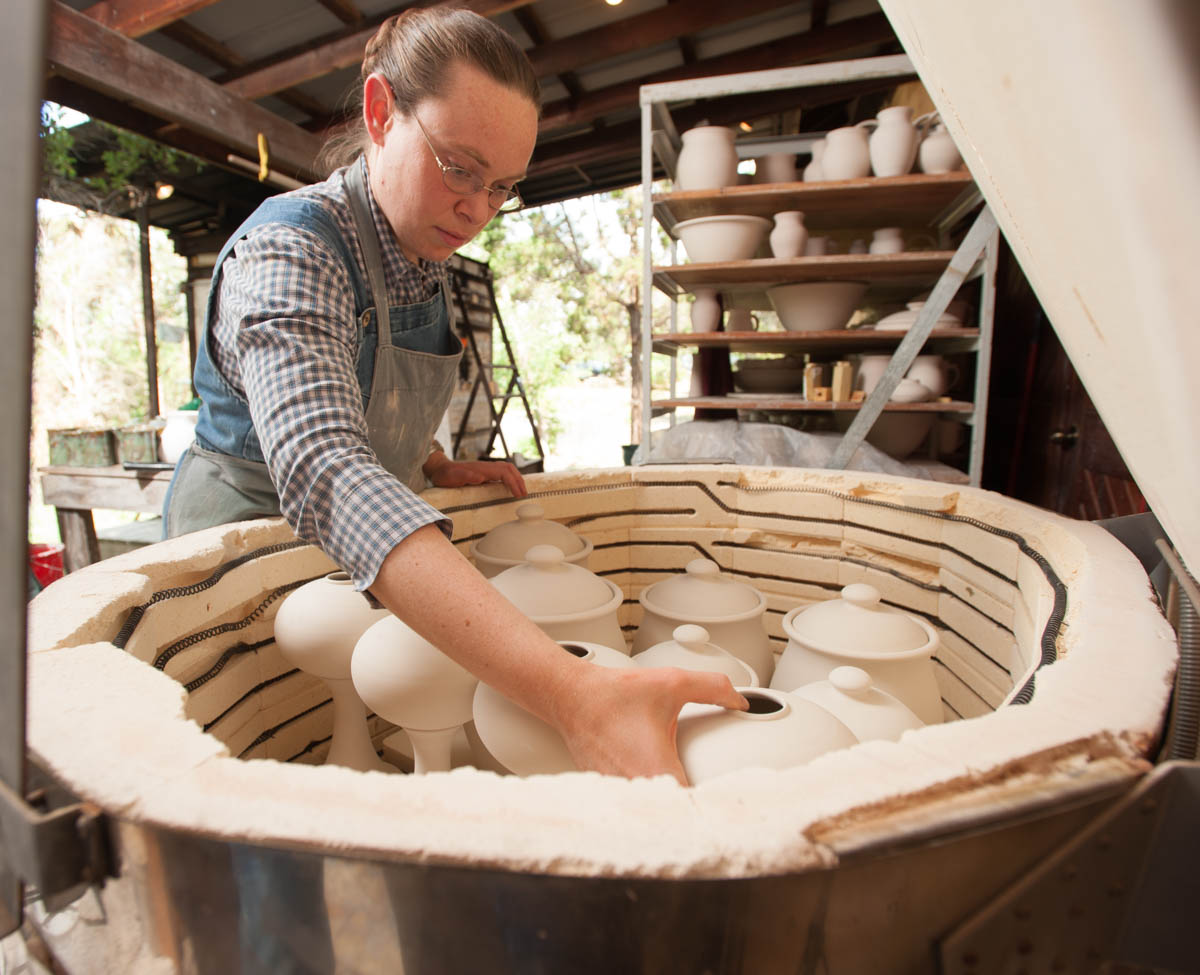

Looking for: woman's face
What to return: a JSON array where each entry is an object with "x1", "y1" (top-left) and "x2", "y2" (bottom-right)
[{"x1": 364, "y1": 60, "x2": 538, "y2": 263}]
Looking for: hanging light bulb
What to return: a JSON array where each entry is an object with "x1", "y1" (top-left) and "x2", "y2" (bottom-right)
[
  {"x1": 605, "y1": 0, "x2": 623, "y2": 6},
  {"x1": 154, "y1": 182, "x2": 175, "y2": 201},
  {"x1": 738, "y1": 121, "x2": 753, "y2": 133}
]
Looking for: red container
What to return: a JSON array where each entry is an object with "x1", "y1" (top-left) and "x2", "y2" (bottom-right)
[{"x1": 29, "y1": 542, "x2": 65, "y2": 588}]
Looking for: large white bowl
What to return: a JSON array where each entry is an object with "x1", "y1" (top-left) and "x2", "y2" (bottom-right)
[
  {"x1": 732, "y1": 357, "x2": 805, "y2": 393},
  {"x1": 674, "y1": 215, "x2": 771, "y2": 263},
  {"x1": 767, "y1": 280, "x2": 867, "y2": 332},
  {"x1": 834, "y1": 411, "x2": 934, "y2": 459}
]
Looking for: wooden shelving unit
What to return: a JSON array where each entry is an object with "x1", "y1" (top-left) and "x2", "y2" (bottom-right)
[{"x1": 637, "y1": 60, "x2": 999, "y2": 485}]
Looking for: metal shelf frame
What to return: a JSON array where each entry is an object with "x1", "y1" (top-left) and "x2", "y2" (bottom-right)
[{"x1": 638, "y1": 57, "x2": 999, "y2": 485}]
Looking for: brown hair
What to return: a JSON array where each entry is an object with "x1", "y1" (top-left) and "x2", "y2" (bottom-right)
[{"x1": 319, "y1": 7, "x2": 540, "y2": 172}]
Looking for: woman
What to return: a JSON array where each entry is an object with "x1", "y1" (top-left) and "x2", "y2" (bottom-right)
[{"x1": 165, "y1": 7, "x2": 746, "y2": 784}]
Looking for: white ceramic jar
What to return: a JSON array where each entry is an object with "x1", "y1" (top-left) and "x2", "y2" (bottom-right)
[
  {"x1": 490, "y1": 545, "x2": 626, "y2": 652},
  {"x1": 771, "y1": 583, "x2": 942, "y2": 724},
  {"x1": 469, "y1": 503, "x2": 592, "y2": 578},
  {"x1": 634, "y1": 559, "x2": 775, "y2": 685},
  {"x1": 754, "y1": 152, "x2": 797, "y2": 184},
  {"x1": 472, "y1": 641, "x2": 635, "y2": 776},
  {"x1": 803, "y1": 139, "x2": 826, "y2": 181},
  {"x1": 869, "y1": 227, "x2": 905, "y2": 254},
  {"x1": 918, "y1": 119, "x2": 964, "y2": 174},
  {"x1": 791, "y1": 665, "x2": 924, "y2": 743},
  {"x1": 273, "y1": 571, "x2": 391, "y2": 772},
  {"x1": 820, "y1": 124, "x2": 872, "y2": 180},
  {"x1": 675, "y1": 125, "x2": 739, "y2": 191},
  {"x1": 676, "y1": 687, "x2": 858, "y2": 785},
  {"x1": 868, "y1": 105, "x2": 919, "y2": 177},
  {"x1": 690, "y1": 288, "x2": 722, "y2": 333},
  {"x1": 769, "y1": 211, "x2": 808, "y2": 259},
  {"x1": 633, "y1": 624, "x2": 759, "y2": 686}
]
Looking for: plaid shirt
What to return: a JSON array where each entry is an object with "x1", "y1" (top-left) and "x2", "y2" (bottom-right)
[{"x1": 209, "y1": 158, "x2": 452, "y2": 589}]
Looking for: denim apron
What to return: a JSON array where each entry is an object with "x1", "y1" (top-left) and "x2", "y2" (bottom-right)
[{"x1": 164, "y1": 160, "x2": 463, "y2": 536}]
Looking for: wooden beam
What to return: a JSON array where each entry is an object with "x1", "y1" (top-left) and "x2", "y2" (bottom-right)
[
  {"x1": 220, "y1": 0, "x2": 534, "y2": 102},
  {"x1": 539, "y1": 14, "x2": 898, "y2": 136},
  {"x1": 315, "y1": 0, "x2": 365, "y2": 26},
  {"x1": 526, "y1": 0, "x2": 807, "y2": 81},
  {"x1": 81, "y1": 0, "x2": 223, "y2": 39},
  {"x1": 48, "y1": 2, "x2": 326, "y2": 181}
]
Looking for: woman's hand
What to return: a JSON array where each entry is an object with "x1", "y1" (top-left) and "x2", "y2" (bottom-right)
[
  {"x1": 423, "y1": 451, "x2": 527, "y2": 497},
  {"x1": 549, "y1": 663, "x2": 749, "y2": 785}
]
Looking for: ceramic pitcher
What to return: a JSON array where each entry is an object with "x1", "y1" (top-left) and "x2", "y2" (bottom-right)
[
  {"x1": 868, "y1": 105, "x2": 919, "y2": 177},
  {"x1": 820, "y1": 124, "x2": 871, "y2": 180},
  {"x1": 676, "y1": 125, "x2": 739, "y2": 191},
  {"x1": 916, "y1": 114, "x2": 963, "y2": 174},
  {"x1": 803, "y1": 139, "x2": 826, "y2": 181}
]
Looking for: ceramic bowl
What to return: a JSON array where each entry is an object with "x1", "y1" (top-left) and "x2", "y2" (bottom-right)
[
  {"x1": 767, "y1": 281, "x2": 867, "y2": 332},
  {"x1": 874, "y1": 300, "x2": 963, "y2": 332},
  {"x1": 771, "y1": 583, "x2": 942, "y2": 724},
  {"x1": 469, "y1": 502, "x2": 592, "y2": 578},
  {"x1": 833, "y1": 411, "x2": 934, "y2": 459},
  {"x1": 674, "y1": 215, "x2": 772, "y2": 263},
  {"x1": 634, "y1": 559, "x2": 775, "y2": 684},
  {"x1": 472, "y1": 641, "x2": 636, "y2": 776},
  {"x1": 732, "y1": 358, "x2": 805, "y2": 393},
  {"x1": 676, "y1": 687, "x2": 858, "y2": 785}
]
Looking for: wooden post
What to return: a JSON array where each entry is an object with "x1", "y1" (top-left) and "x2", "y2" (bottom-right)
[{"x1": 137, "y1": 195, "x2": 160, "y2": 418}]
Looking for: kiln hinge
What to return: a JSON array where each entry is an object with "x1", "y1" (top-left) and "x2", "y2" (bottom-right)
[{"x1": 0, "y1": 768, "x2": 112, "y2": 938}]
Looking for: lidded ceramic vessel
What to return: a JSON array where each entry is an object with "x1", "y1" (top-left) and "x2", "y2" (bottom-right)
[
  {"x1": 676, "y1": 687, "x2": 858, "y2": 785},
  {"x1": 472, "y1": 641, "x2": 636, "y2": 776},
  {"x1": 491, "y1": 545, "x2": 626, "y2": 652},
  {"x1": 273, "y1": 571, "x2": 391, "y2": 773},
  {"x1": 633, "y1": 624, "x2": 759, "y2": 686},
  {"x1": 352, "y1": 615, "x2": 478, "y2": 774},
  {"x1": 470, "y1": 502, "x2": 592, "y2": 578},
  {"x1": 633, "y1": 559, "x2": 775, "y2": 685},
  {"x1": 772, "y1": 583, "x2": 942, "y2": 724},
  {"x1": 791, "y1": 665, "x2": 924, "y2": 743}
]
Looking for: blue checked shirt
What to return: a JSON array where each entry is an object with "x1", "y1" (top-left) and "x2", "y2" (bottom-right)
[{"x1": 209, "y1": 159, "x2": 453, "y2": 589}]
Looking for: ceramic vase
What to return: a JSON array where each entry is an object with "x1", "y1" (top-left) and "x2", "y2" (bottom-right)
[
  {"x1": 351, "y1": 614, "x2": 479, "y2": 774},
  {"x1": 754, "y1": 152, "x2": 797, "y2": 184},
  {"x1": 769, "y1": 211, "x2": 808, "y2": 259},
  {"x1": 691, "y1": 288, "x2": 721, "y2": 333},
  {"x1": 820, "y1": 124, "x2": 871, "y2": 180},
  {"x1": 633, "y1": 624, "x2": 759, "y2": 686},
  {"x1": 803, "y1": 139, "x2": 826, "y2": 181},
  {"x1": 868, "y1": 106, "x2": 919, "y2": 177},
  {"x1": 273, "y1": 571, "x2": 391, "y2": 772},
  {"x1": 472, "y1": 641, "x2": 635, "y2": 776},
  {"x1": 772, "y1": 583, "x2": 943, "y2": 724},
  {"x1": 160, "y1": 410, "x2": 198, "y2": 463},
  {"x1": 675, "y1": 125, "x2": 739, "y2": 191},
  {"x1": 676, "y1": 687, "x2": 858, "y2": 785},
  {"x1": 869, "y1": 227, "x2": 905, "y2": 254},
  {"x1": 918, "y1": 119, "x2": 963, "y2": 174}
]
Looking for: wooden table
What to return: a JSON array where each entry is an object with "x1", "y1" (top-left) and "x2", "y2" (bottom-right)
[{"x1": 40, "y1": 464, "x2": 174, "y2": 573}]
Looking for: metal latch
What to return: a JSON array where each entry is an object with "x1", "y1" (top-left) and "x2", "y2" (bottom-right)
[{"x1": 0, "y1": 770, "x2": 111, "y2": 938}]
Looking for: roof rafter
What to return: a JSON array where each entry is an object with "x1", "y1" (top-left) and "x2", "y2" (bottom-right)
[{"x1": 81, "y1": 0, "x2": 223, "y2": 39}]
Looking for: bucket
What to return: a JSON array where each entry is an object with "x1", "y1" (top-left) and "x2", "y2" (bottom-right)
[{"x1": 29, "y1": 542, "x2": 65, "y2": 588}]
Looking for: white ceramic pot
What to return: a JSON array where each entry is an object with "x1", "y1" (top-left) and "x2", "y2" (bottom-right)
[
  {"x1": 754, "y1": 152, "x2": 797, "y2": 184},
  {"x1": 160, "y1": 410, "x2": 198, "y2": 464},
  {"x1": 918, "y1": 122, "x2": 963, "y2": 174},
  {"x1": 675, "y1": 125, "x2": 739, "y2": 191},
  {"x1": 273, "y1": 571, "x2": 391, "y2": 772},
  {"x1": 890, "y1": 377, "x2": 934, "y2": 403},
  {"x1": 633, "y1": 624, "x2": 759, "y2": 686},
  {"x1": 469, "y1": 502, "x2": 592, "y2": 578},
  {"x1": 767, "y1": 281, "x2": 867, "y2": 333},
  {"x1": 791, "y1": 665, "x2": 924, "y2": 743},
  {"x1": 906, "y1": 355, "x2": 961, "y2": 397},
  {"x1": 869, "y1": 227, "x2": 905, "y2": 255},
  {"x1": 868, "y1": 105, "x2": 919, "y2": 177},
  {"x1": 674, "y1": 215, "x2": 771, "y2": 263},
  {"x1": 352, "y1": 614, "x2": 479, "y2": 774},
  {"x1": 634, "y1": 558, "x2": 774, "y2": 684},
  {"x1": 491, "y1": 545, "x2": 627, "y2": 652},
  {"x1": 820, "y1": 123, "x2": 872, "y2": 180},
  {"x1": 853, "y1": 354, "x2": 892, "y2": 394},
  {"x1": 772, "y1": 583, "x2": 942, "y2": 724},
  {"x1": 676, "y1": 687, "x2": 858, "y2": 785},
  {"x1": 472, "y1": 641, "x2": 635, "y2": 776},
  {"x1": 804, "y1": 236, "x2": 833, "y2": 256},
  {"x1": 802, "y1": 139, "x2": 826, "y2": 181},
  {"x1": 724, "y1": 309, "x2": 760, "y2": 332},
  {"x1": 690, "y1": 288, "x2": 721, "y2": 333},
  {"x1": 769, "y1": 210, "x2": 808, "y2": 259}
]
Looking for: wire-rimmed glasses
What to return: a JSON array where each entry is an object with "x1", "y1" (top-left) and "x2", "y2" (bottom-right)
[{"x1": 413, "y1": 114, "x2": 523, "y2": 212}]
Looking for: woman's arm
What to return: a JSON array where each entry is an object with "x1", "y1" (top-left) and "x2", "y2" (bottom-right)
[{"x1": 369, "y1": 523, "x2": 748, "y2": 783}]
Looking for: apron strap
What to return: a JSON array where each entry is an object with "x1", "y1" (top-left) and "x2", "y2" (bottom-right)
[{"x1": 345, "y1": 159, "x2": 393, "y2": 349}]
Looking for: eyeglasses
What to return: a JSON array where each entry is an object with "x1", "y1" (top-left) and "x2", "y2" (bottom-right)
[{"x1": 413, "y1": 114, "x2": 523, "y2": 213}]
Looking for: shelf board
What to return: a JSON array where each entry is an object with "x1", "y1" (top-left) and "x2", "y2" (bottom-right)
[
  {"x1": 653, "y1": 252, "x2": 958, "y2": 299},
  {"x1": 653, "y1": 171, "x2": 976, "y2": 231},
  {"x1": 651, "y1": 327, "x2": 980, "y2": 355},
  {"x1": 652, "y1": 396, "x2": 975, "y2": 413}
]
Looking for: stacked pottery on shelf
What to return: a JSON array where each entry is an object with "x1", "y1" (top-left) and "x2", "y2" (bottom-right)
[
  {"x1": 916, "y1": 113, "x2": 965, "y2": 173},
  {"x1": 675, "y1": 124, "x2": 739, "y2": 191},
  {"x1": 866, "y1": 106, "x2": 920, "y2": 178}
]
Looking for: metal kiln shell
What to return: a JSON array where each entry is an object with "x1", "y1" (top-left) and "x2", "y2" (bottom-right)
[{"x1": 25, "y1": 466, "x2": 1175, "y2": 972}]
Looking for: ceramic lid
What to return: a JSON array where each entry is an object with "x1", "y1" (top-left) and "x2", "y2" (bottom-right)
[
  {"x1": 635, "y1": 624, "x2": 759, "y2": 686},
  {"x1": 490, "y1": 545, "x2": 616, "y2": 619},
  {"x1": 474, "y1": 503, "x2": 586, "y2": 561},
  {"x1": 640, "y1": 559, "x2": 763, "y2": 620},
  {"x1": 788, "y1": 583, "x2": 932, "y2": 655},
  {"x1": 792, "y1": 665, "x2": 924, "y2": 742}
]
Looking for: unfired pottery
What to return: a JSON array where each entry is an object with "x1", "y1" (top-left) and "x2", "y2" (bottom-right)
[
  {"x1": 469, "y1": 502, "x2": 592, "y2": 578},
  {"x1": 820, "y1": 124, "x2": 872, "y2": 180},
  {"x1": 675, "y1": 125, "x2": 739, "y2": 191},
  {"x1": 802, "y1": 139, "x2": 826, "y2": 181},
  {"x1": 772, "y1": 583, "x2": 942, "y2": 724},
  {"x1": 633, "y1": 624, "x2": 759, "y2": 686},
  {"x1": 791, "y1": 665, "x2": 924, "y2": 743},
  {"x1": 769, "y1": 211, "x2": 808, "y2": 259},
  {"x1": 868, "y1": 106, "x2": 919, "y2": 178}
]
